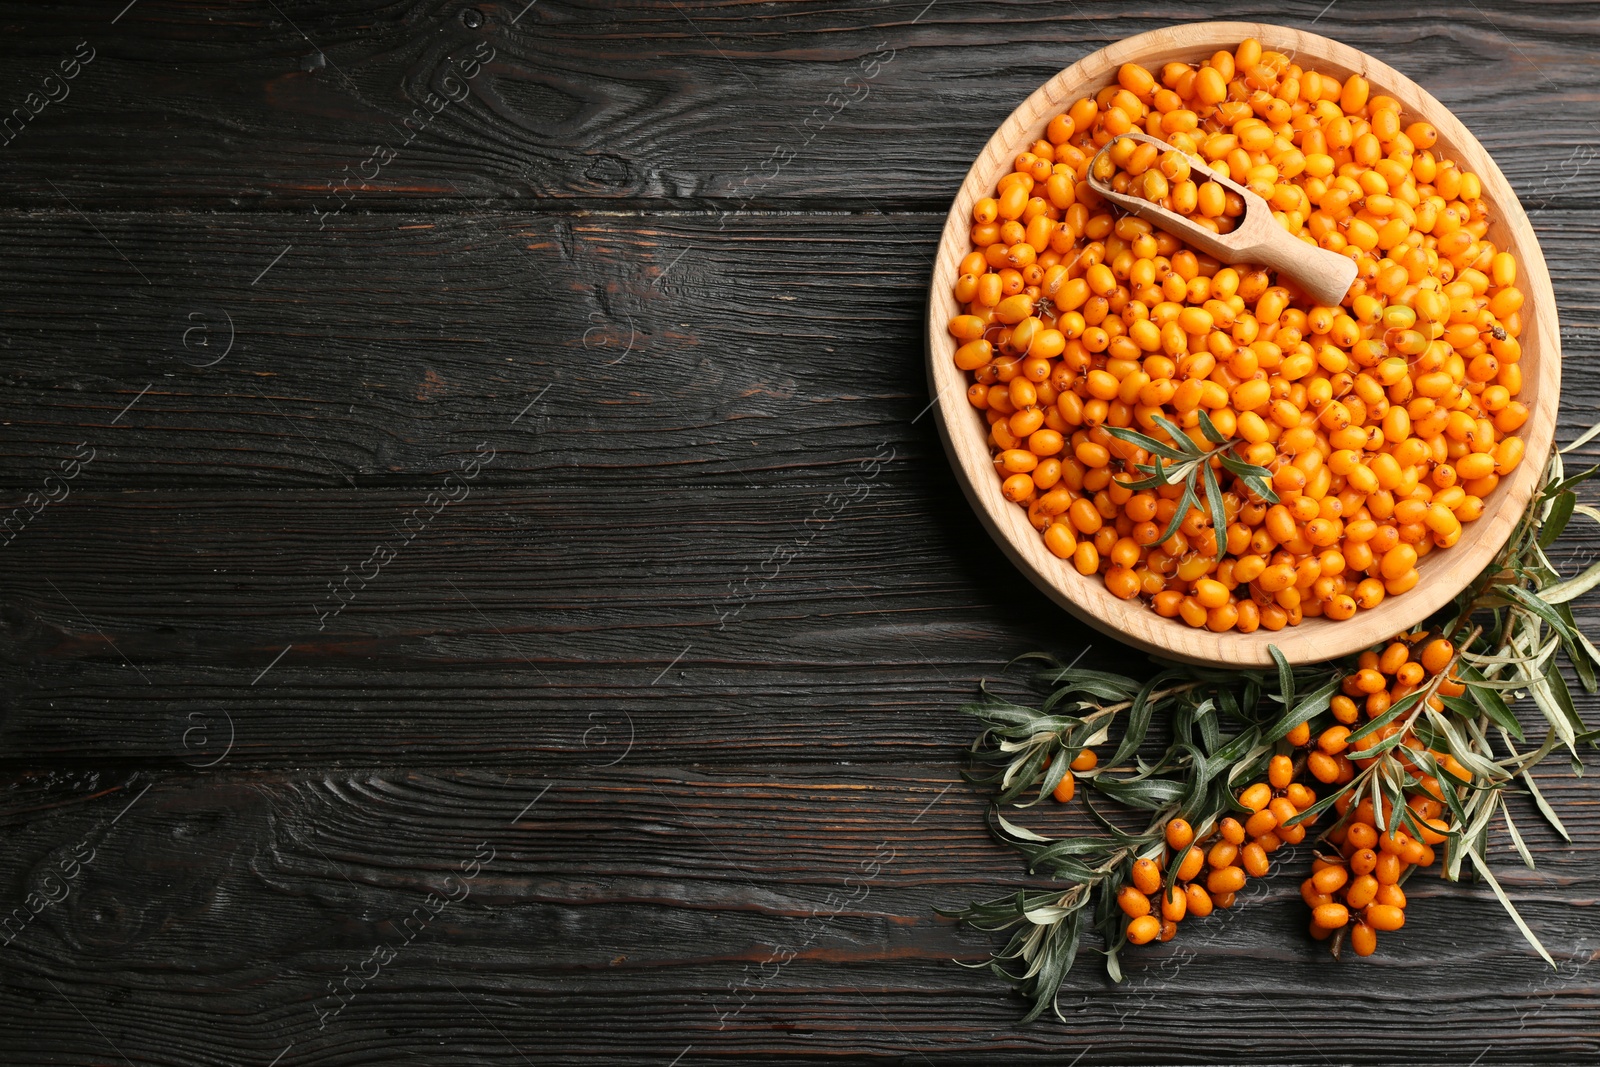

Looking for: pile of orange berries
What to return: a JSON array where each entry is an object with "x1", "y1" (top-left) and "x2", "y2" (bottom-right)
[
  {"x1": 948, "y1": 38, "x2": 1530, "y2": 631},
  {"x1": 1120, "y1": 761, "x2": 1319, "y2": 946},
  {"x1": 1102, "y1": 631, "x2": 1468, "y2": 955}
]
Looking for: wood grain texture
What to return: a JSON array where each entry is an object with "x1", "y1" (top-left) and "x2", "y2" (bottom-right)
[
  {"x1": 0, "y1": 208, "x2": 1596, "y2": 489},
  {"x1": 1, "y1": 2, "x2": 1600, "y2": 1064},
  {"x1": 2, "y1": 2, "x2": 1600, "y2": 212},
  {"x1": 0, "y1": 766, "x2": 1599, "y2": 1065},
  {"x1": 925, "y1": 21, "x2": 1560, "y2": 666}
]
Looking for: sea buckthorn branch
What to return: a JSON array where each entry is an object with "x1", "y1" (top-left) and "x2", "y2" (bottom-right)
[
  {"x1": 1106, "y1": 411, "x2": 1279, "y2": 561},
  {"x1": 949, "y1": 443, "x2": 1600, "y2": 1021}
]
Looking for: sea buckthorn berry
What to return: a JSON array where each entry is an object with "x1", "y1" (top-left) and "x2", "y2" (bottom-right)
[
  {"x1": 1175, "y1": 844, "x2": 1206, "y2": 882},
  {"x1": 1364, "y1": 904, "x2": 1406, "y2": 931},
  {"x1": 1346, "y1": 873, "x2": 1379, "y2": 909},
  {"x1": 1207, "y1": 865, "x2": 1247, "y2": 895},
  {"x1": 1071, "y1": 748, "x2": 1099, "y2": 772},
  {"x1": 1166, "y1": 818, "x2": 1194, "y2": 850},
  {"x1": 1118, "y1": 884, "x2": 1152, "y2": 918},
  {"x1": 1245, "y1": 807, "x2": 1279, "y2": 838},
  {"x1": 1131, "y1": 858, "x2": 1162, "y2": 896},
  {"x1": 1126, "y1": 914, "x2": 1162, "y2": 944},
  {"x1": 1239, "y1": 782, "x2": 1272, "y2": 813},
  {"x1": 1268, "y1": 754, "x2": 1294, "y2": 790},
  {"x1": 1185, "y1": 883, "x2": 1214, "y2": 918},
  {"x1": 1161, "y1": 884, "x2": 1187, "y2": 922},
  {"x1": 1351, "y1": 922, "x2": 1378, "y2": 956},
  {"x1": 1375, "y1": 883, "x2": 1407, "y2": 909},
  {"x1": 1311, "y1": 865, "x2": 1349, "y2": 895},
  {"x1": 1312, "y1": 902, "x2": 1350, "y2": 929},
  {"x1": 1420, "y1": 638, "x2": 1455, "y2": 675},
  {"x1": 1052, "y1": 774, "x2": 1076, "y2": 803}
]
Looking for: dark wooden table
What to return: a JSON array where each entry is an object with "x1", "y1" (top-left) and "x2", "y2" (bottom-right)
[{"x1": 3, "y1": 2, "x2": 1600, "y2": 1063}]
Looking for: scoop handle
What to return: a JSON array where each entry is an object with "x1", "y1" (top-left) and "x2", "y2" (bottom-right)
[
  {"x1": 1234, "y1": 211, "x2": 1359, "y2": 307},
  {"x1": 1086, "y1": 131, "x2": 1357, "y2": 306}
]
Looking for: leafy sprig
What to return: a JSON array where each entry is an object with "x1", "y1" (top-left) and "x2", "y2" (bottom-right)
[
  {"x1": 946, "y1": 437, "x2": 1600, "y2": 1022},
  {"x1": 1105, "y1": 410, "x2": 1278, "y2": 561}
]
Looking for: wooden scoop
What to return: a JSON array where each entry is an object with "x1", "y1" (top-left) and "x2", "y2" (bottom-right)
[{"x1": 1086, "y1": 131, "x2": 1357, "y2": 307}]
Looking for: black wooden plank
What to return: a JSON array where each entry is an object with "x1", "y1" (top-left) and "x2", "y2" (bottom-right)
[
  {"x1": 5, "y1": 1, "x2": 1600, "y2": 1063},
  {"x1": 2, "y1": 475, "x2": 1597, "y2": 766},
  {"x1": 2, "y1": 1, "x2": 1600, "y2": 212},
  {"x1": 0, "y1": 767, "x2": 1596, "y2": 1065},
  {"x1": 0, "y1": 210, "x2": 939, "y2": 488},
  {"x1": 0, "y1": 477, "x2": 1082, "y2": 764},
  {"x1": 0, "y1": 209, "x2": 1598, "y2": 489}
]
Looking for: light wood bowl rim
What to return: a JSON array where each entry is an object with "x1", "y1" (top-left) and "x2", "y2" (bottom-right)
[{"x1": 925, "y1": 20, "x2": 1560, "y2": 667}]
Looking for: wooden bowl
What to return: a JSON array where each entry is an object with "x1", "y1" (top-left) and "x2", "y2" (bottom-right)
[{"x1": 926, "y1": 21, "x2": 1559, "y2": 667}]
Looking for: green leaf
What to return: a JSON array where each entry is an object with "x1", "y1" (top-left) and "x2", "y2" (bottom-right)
[
  {"x1": 1556, "y1": 602, "x2": 1598, "y2": 693},
  {"x1": 1465, "y1": 847, "x2": 1555, "y2": 967},
  {"x1": 1196, "y1": 409, "x2": 1228, "y2": 445},
  {"x1": 995, "y1": 743, "x2": 1052, "y2": 805},
  {"x1": 1346, "y1": 731, "x2": 1405, "y2": 762},
  {"x1": 1539, "y1": 489, "x2": 1575, "y2": 548},
  {"x1": 1497, "y1": 583, "x2": 1579, "y2": 646},
  {"x1": 1196, "y1": 698, "x2": 1222, "y2": 752},
  {"x1": 1092, "y1": 775, "x2": 1187, "y2": 810},
  {"x1": 1106, "y1": 424, "x2": 1187, "y2": 463},
  {"x1": 1202, "y1": 461, "x2": 1229, "y2": 563},
  {"x1": 1559, "y1": 416, "x2": 1600, "y2": 453},
  {"x1": 1269, "y1": 645, "x2": 1294, "y2": 710},
  {"x1": 1034, "y1": 668, "x2": 1141, "y2": 701},
  {"x1": 1217, "y1": 453, "x2": 1280, "y2": 504},
  {"x1": 1523, "y1": 768, "x2": 1571, "y2": 842},
  {"x1": 1284, "y1": 783, "x2": 1347, "y2": 827},
  {"x1": 1459, "y1": 663, "x2": 1524, "y2": 740},
  {"x1": 995, "y1": 813, "x2": 1055, "y2": 843},
  {"x1": 1031, "y1": 750, "x2": 1072, "y2": 808},
  {"x1": 1105, "y1": 673, "x2": 1168, "y2": 772},
  {"x1": 1536, "y1": 662, "x2": 1587, "y2": 748},
  {"x1": 1347, "y1": 691, "x2": 1422, "y2": 744},
  {"x1": 1151, "y1": 482, "x2": 1195, "y2": 549},
  {"x1": 1502, "y1": 801, "x2": 1536, "y2": 871},
  {"x1": 1264, "y1": 677, "x2": 1339, "y2": 743},
  {"x1": 1150, "y1": 415, "x2": 1201, "y2": 457}
]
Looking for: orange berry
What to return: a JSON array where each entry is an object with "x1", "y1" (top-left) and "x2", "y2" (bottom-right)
[
  {"x1": 1131, "y1": 857, "x2": 1162, "y2": 896},
  {"x1": 1420, "y1": 638, "x2": 1455, "y2": 676},
  {"x1": 1118, "y1": 884, "x2": 1152, "y2": 918},
  {"x1": 1126, "y1": 914, "x2": 1162, "y2": 944},
  {"x1": 1053, "y1": 774, "x2": 1076, "y2": 803},
  {"x1": 1161, "y1": 884, "x2": 1187, "y2": 922}
]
